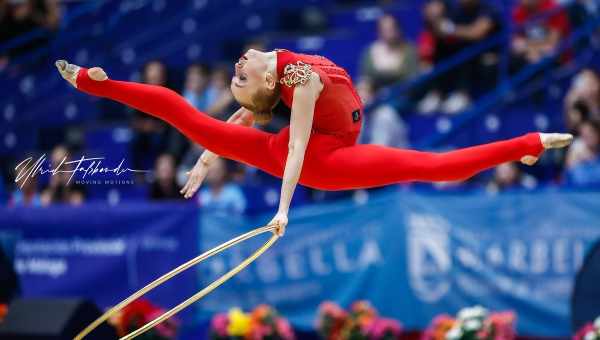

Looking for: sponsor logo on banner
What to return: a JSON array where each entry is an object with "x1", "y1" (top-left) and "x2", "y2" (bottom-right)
[
  {"x1": 406, "y1": 212, "x2": 591, "y2": 303},
  {"x1": 407, "y1": 213, "x2": 451, "y2": 303}
]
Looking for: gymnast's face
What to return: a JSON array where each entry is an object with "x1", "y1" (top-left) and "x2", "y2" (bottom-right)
[{"x1": 230, "y1": 49, "x2": 277, "y2": 112}]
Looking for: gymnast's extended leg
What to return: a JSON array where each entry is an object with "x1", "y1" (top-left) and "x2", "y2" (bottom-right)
[
  {"x1": 55, "y1": 61, "x2": 282, "y2": 175},
  {"x1": 305, "y1": 133, "x2": 569, "y2": 190}
]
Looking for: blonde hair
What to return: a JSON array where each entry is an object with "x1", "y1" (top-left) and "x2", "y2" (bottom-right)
[{"x1": 243, "y1": 85, "x2": 281, "y2": 125}]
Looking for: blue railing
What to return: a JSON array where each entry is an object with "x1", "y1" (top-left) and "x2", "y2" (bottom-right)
[
  {"x1": 366, "y1": 0, "x2": 581, "y2": 111},
  {"x1": 417, "y1": 18, "x2": 600, "y2": 148}
]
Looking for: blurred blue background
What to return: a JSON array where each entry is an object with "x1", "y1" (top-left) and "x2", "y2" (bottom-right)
[{"x1": 1, "y1": 0, "x2": 600, "y2": 339}]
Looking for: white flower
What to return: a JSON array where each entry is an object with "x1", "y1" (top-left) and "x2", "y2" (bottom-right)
[
  {"x1": 458, "y1": 306, "x2": 488, "y2": 322},
  {"x1": 463, "y1": 319, "x2": 483, "y2": 332},
  {"x1": 594, "y1": 316, "x2": 600, "y2": 330},
  {"x1": 446, "y1": 326, "x2": 463, "y2": 340},
  {"x1": 584, "y1": 331, "x2": 597, "y2": 340}
]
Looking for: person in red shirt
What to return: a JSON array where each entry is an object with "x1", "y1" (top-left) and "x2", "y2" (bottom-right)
[
  {"x1": 511, "y1": 0, "x2": 570, "y2": 66},
  {"x1": 56, "y1": 49, "x2": 572, "y2": 235}
]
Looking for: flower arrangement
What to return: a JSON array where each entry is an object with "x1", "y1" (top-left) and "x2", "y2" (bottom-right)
[
  {"x1": 574, "y1": 316, "x2": 600, "y2": 340},
  {"x1": 209, "y1": 304, "x2": 295, "y2": 340},
  {"x1": 109, "y1": 299, "x2": 179, "y2": 340},
  {"x1": 316, "y1": 301, "x2": 403, "y2": 340},
  {"x1": 422, "y1": 306, "x2": 515, "y2": 340}
]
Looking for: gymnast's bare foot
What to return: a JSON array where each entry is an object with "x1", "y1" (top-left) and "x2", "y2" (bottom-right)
[
  {"x1": 520, "y1": 133, "x2": 573, "y2": 165},
  {"x1": 55, "y1": 60, "x2": 107, "y2": 88}
]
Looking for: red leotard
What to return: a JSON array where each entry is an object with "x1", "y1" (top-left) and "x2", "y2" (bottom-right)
[
  {"x1": 74, "y1": 50, "x2": 543, "y2": 190},
  {"x1": 276, "y1": 50, "x2": 362, "y2": 136}
]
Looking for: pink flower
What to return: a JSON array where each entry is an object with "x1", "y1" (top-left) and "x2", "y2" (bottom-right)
[
  {"x1": 476, "y1": 328, "x2": 491, "y2": 339},
  {"x1": 276, "y1": 318, "x2": 296, "y2": 340},
  {"x1": 368, "y1": 318, "x2": 403, "y2": 339},
  {"x1": 574, "y1": 323, "x2": 595, "y2": 340},
  {"x1": 147, "y1": 309, "x2": 179, "y2": 339},
  {"x1": 489, "y1": 311, "x2": 516, "y2": 340},
  {"x1": 320, "y1": 302, "x2": 347, "y2": 319},
  {"x1": 211, "y1": 313, "x2": 229, "y2": 337}
]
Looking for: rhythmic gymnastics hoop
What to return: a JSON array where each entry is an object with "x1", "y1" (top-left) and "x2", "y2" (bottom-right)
[{"x1": 74, "y1": 224, "x2": 280, "y2": 340}]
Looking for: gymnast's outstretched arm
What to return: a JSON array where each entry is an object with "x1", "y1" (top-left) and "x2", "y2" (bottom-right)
[
  {"x1": 180, "y1": 108, "x2": 255, "y2": 198},
  {"x1": 268, "y1": 71, "x2": 322, "y2": 235}
]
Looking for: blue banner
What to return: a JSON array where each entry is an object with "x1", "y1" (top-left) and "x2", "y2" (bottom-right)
[
  {"x1": 0, "y1": 203, "x2": 199, "y2": 322},
  {"x1": 1, "y1": 191, "x2": 599, "y2": 336},
  {"x1": 196, "y1": 191, "x2": 600, "y2": 337}
]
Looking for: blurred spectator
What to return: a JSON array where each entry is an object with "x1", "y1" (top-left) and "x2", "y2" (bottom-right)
[
  {"x1": 175, "y1": 63, "x2": 243, "y2": 179},
  {"x1": 164, "y1": 63, "x2": 212, "y2": 161},
  {"x1": 0, "y1": 0, "x2": 9, "y2": 69},
  {"x1": 418, "y1": 0, "x2": 446, "y2": 71},
  {"x1": 168, "y1": 65, "x2": 233, "y2": 162},
  {"x1": 198, "y1": 158, "x2": 246, "y2": 216},
  {"x1": 0, "y1": 1, "x2": 7, "y2": 25},
  {"x1": 31, "y1": 0, "x2": 61, "y2": 30},
  {"x1": 360, "y1": 14, "x2": 418, "y2": 91},
  {"x1": 486, "y1": 162, "x2": 537, "y2": 194},
  {"x1": 566, "y1": 119, "x2": 600, "y2": 168},
  {"x1": 40, "y1": 145, "x2": 85, "y2": 206},
  {"x1": 10, "y1": 173, "x2": 41, "y2": 207},
  {"x1": 279, "y1": 5, "x2": 327, "y2": 34},
  {"x1": 568, "y1": 0, "x2": 600, "y2": 52},
  {"x1": 356, "y1": 79, "x2": 408, "y2": 148},
  {"x1": 418, "y1": 0, "x2": 501, "y2": 114},
  {"x1": 564, "y1": 68, "x2": 600, "y2": 133},
  {"x1": 131, "y1": 60, "x2": 171, "y2": 172},
  {"x1": 0, "y1": 0, "x2": 61, "y2": 63},
  {"x1": 182, "y1": 63, "x2": 211, "y2": 111},
  {"x1": 510, "y1": 0, "x2": 570, "y2": 70},
  {"x1": 565, "y1": 119, "x2": 600, "y2": 186},
  {"x1": 568, "y1": 0, "x2": 599, "y2": 30},
  {"x1": 205, "y1": 65, "x2": 235, "y2": 119},
  {"x1": 150, "y1": 154, "x2": 183, "y2": 200}
]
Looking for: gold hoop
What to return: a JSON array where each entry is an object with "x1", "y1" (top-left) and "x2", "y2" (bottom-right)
[{"x1": 74, "y1": 225, "x2": 279, "y2": 340}]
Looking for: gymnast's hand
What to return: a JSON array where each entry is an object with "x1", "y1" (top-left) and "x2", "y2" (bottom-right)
[
  {"x1": 180, "y1": 107, "x2": 254, "y2": 199},
  {"x1": 180, "y1": 156, "x2": 210, "y2": 199},
  {"x1": 268, "y1": 211, "x2": 288, "y2": 237}
]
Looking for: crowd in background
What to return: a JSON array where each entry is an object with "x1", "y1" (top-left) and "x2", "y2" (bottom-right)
[
  {"x1": 356, "y1": 0, "x2": 600, "y2": 193},
  {"x1": 0, "y1": 0, "x2": 61, "y2": 70},
  {"x1": 3, "y1": 0, "x2": 600, "y2": 211}
]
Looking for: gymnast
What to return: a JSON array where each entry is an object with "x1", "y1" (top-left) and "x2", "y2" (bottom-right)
[{"x1": 55, "y1": 49, "x2": 572, "y2": 236}]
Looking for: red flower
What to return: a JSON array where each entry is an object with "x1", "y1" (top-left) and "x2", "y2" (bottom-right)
[
  {"x1": 0, "y1": 304, "x2": 8, "y2": 321},
  {"x1": 115, "y1": 299, "x2": 178, "y2": 338},
  {"x1": 489, "y1": 311, "x2": 516, "y2": 340},
  {"x1": 422, "y1": 314, "x2": 455, "y2": 340},
  {"x1": 318, "y1": 301, "x2": 402, "y2": 340}
]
